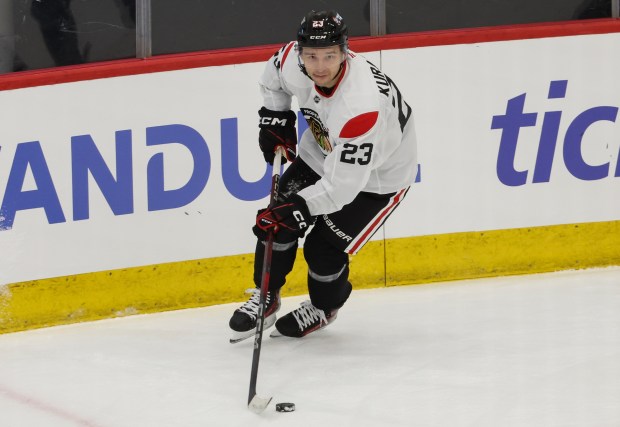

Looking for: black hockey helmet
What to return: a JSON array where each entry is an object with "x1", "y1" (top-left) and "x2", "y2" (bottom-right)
[{"x1": 297, "y1": 10, "x2": 348, "y2": 50}]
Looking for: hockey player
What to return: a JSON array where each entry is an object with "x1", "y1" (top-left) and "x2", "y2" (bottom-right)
[{"x1": 229, "y1": 10, "x2": 418, "y2": 341}]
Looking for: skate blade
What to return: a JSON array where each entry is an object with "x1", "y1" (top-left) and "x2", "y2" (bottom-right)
[
  {"x1": 269, "y1": 329, "x2": 283, "y2": 338},
  {"x1": 230, "y1": 315, "x2": 278, "y2": 344},
  {"x1": 229, "y1": 331, "x2": 254, "y2": 344},
  {"x1": 269, "y1": 328, "x2": 300, "y2": 338},
  {"x1": 269, "y1": 316, "x2": 337, "y2": 339}
]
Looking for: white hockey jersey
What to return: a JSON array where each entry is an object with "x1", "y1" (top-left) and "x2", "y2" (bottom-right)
[{"x1": 259, "y1": 41, "x2": 418, "y2": 216}]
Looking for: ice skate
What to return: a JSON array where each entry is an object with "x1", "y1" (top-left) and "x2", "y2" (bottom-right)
[
  {"x1": 270, "y1": 300, "x2": 338, "y2": 338},
  {"x1": 229, "y1": 288, "x2": 280, "y2": 344}
]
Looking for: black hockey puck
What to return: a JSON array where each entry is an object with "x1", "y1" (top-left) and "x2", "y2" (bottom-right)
[{"x1": 275, "y1": 402, "x2": 295, "y2": 412}]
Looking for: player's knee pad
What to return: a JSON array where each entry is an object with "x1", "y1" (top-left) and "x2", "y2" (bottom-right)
[
  {"x1": 307, "y1": 264, "x2": 352, "y2": 311},
  {"x1": 304, "y1": 232, "x2": 351, "y2": 310},
  {"x1": 303, "y1": 230, "x2": 348, "y2": 275}
]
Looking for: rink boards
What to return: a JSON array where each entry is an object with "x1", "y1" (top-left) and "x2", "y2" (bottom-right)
[{"x1": 1, "y1": 20, "x2": 619, "y2": 333}]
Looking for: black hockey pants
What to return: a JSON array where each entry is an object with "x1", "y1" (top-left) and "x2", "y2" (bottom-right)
[{"x1": 253, "y1": 157, "x2": 407, "y2": 311}]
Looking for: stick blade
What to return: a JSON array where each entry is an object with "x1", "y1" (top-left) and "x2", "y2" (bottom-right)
[{"x1": 248, "y1": 394, "x2": 273, "y2": 414}]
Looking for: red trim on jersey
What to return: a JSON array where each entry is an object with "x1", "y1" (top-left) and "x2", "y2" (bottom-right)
[
  {"x1": 339, "y1": 111, "x2": 379, "y2": 138},
  {"x1": 1, "y1": 19, "x2": 618, "y2": 91},
  {"x1": 346, "y1": 188, "x2": 408, "y2": 255},
  {"x1": 280, "y1": 42, "x2": 296, "y2": 68},
  {"x1": 315, "y1": 60, "x2": 347, "y2": 98}
]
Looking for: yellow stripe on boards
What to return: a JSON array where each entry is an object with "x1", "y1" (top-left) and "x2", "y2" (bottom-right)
[
  {"x1": 385, "y1": 221, "x2": 620, "y2": 286},
  {"x1": 1, "y1": 220, "x2": 618, "y2": 334}
]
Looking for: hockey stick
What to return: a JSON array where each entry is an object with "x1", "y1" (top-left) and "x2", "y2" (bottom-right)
[{"x1": 247, "y1": 146, "x2": 285, "y2": 413}]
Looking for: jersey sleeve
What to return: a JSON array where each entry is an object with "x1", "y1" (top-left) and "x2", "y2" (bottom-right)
[
  {"x1": 298, "y1": 110, "x2": 383, "y2": 215},
  {"x1": 259, "y1": 42, "x2": 297, "y2": 111}
]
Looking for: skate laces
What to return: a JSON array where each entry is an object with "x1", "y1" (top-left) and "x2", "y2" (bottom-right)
[
  {"x1": 238, "y1": 289, "x2": 270, "y2": 320},
  {"x1": 292, "y1": 300, "x2": 328, "y2": 330}
]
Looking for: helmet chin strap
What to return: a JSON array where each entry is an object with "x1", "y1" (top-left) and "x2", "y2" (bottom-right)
[
  {"x1": 334, "y1": 61, "x2": 345, "y2": 79},
  {"x1": 297, "y1": 54, "x2": 312, "y2": 80},
  {"x1": 323, "y1": 61, "x2": 345, "y2": 89}
]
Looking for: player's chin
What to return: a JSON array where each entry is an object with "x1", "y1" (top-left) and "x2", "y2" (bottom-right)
[{"x1": 311, "y1": 75, "x2": 330, "y2": 85}]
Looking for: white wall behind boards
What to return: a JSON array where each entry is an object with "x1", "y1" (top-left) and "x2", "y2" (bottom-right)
[{"x1": 385, "y1": 33, "x2": 620, "y2": 239}]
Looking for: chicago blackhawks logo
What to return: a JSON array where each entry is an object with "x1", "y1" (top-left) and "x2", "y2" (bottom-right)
[{"x1": 301, "y1": 108, "x2": 332, "y2": 155}]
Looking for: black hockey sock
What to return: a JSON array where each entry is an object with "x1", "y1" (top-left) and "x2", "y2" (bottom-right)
[{"x1": 253, "y1": 239, "x2": 298, "y2": 292}]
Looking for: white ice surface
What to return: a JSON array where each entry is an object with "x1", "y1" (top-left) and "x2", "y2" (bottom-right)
[{"x1": 1, "y1": 267, "x2": 619, "y2": 427}]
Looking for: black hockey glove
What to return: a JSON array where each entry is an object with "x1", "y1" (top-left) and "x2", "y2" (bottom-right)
[
  {"x1": 255, "y1": 194, "x2": 313, "y2": 240},
  {"x1": 258, "y1": 107, "x2": 297, "y2": 165}
]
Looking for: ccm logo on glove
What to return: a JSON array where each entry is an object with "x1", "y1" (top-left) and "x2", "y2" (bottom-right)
[
  {"x1": 258, "y1": 107, "x2": 297, "y2": 164},
  {"x1": 260, "y1": 117, "x2": 290, "y2": 126}
]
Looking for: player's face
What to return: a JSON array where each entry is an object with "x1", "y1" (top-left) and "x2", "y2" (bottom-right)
[{"x1": 300, "y1": 47, "x2": 345, "y2": 88}]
